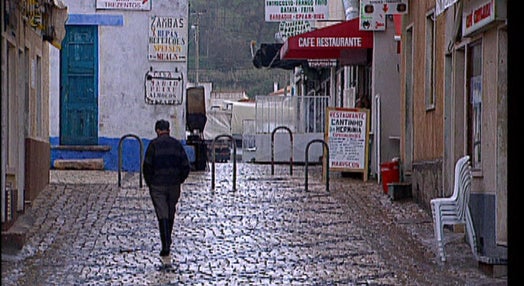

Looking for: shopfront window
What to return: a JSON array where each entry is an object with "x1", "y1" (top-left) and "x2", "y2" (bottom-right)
[
  {"x1": 425, "y1": 11, "x2": 436, "y2": 110},
  {"x1": 467, "y1": 40, "x2": 482, "y2": 170}
]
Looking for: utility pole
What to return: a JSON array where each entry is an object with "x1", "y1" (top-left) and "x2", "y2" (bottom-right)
[
  {"x1": 195, "y1": 15, "x2": 200, "y2": 84},
  {"x1": 191, "y1": 10, "x2": 205, "y2": 84}
]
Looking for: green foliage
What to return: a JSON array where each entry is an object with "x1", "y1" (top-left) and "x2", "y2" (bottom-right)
[{"x1": 188, "y1": 0, "x2": 290, "y2": 97}]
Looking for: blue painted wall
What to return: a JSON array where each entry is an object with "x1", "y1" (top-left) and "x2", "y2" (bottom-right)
[{"x1": 50, "y1": 137, "x2": 195, "y2": 172}]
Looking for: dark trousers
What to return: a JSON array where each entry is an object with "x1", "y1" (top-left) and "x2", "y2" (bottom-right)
[
  {"x1": 149, "y1": 184, "x2": 181, "y2": 220},
  {"x1": 149, "y1": 184, "x2": 181, "y2": 255}
]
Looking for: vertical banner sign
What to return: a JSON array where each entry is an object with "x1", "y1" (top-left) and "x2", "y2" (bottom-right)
[
  {"x1": 325, "y1": 107, "x2": 370, "y2": 181},
  {"x1": 144, "y1": 70, "x2": 183, "y2": 105},
  {"x1": 149, "y1": 16, "x2": 188, "y2": 62},
  {"x1": 96, "y1": 0, "x2": 151, "y2": 10}
]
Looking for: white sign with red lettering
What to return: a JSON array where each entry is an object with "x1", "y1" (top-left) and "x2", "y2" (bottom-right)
[
  {"x1": 462, "y1": 0, "x2": 495, "y2": 36},
  {"x1": 325, "y1": 107, "x2": 370, "y2": 173}
]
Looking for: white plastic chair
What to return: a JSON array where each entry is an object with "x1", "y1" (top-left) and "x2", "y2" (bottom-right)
[{"x1": 430, "y1": 155, "x2": 478, "y2": 262}]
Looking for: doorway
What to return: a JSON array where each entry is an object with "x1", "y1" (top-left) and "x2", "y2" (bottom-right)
[{"x1": 60, "y1": 25, "x2": 98, "y2": 145}]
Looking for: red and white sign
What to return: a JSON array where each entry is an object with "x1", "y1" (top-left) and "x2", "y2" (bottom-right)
[
  {"x1": 360, "y1": 0, "x2": 408, "y2": 31},
  {"x1": 325, "y1": 107, "x2": 370, "y2": 173},
  {"x1": 280, "y1": 18, "x2": 373, "y2": 60},
  {"x1": 462, "y1": 0, "x2": 495, "y2": 36}
]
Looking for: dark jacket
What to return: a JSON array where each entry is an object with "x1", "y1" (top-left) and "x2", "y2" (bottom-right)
[{"x1": 143, "y1": 134, "x2": 190, "y2": 187}]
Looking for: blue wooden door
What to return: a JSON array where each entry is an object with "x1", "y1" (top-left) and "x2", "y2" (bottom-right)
[{"x1": 60, "y1": 25, "x2": 98, "y2": 145}]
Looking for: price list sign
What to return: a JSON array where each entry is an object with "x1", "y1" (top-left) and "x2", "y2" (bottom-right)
[{"x1": 325, "y1": 107, "x2": 370, "y2": 181}]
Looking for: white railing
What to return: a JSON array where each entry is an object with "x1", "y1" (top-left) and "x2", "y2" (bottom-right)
[{"x1": 254, "y1": 95, "x2": 329, "y2": 134}]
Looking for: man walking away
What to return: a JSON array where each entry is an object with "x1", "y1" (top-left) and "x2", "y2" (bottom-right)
[{"x1": 143, "y1": 119, "x2": 190, "y2": 267}]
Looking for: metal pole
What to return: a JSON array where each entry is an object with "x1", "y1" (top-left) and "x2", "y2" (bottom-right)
[
  {"x1": 195, "y1": 16, "x2": 199, "y2": 84},
  {"x1": 211, "y1": 134, "x2": 237, "y2": 191},
  {"x1": 192, "y1": 10, "x2": 205, "y2": 84}
]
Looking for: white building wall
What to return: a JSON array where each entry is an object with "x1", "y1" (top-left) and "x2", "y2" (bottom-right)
[
  {"x1": 50, "y1": 0, "x2": 188, "y2": 141},
  {"x1": 50, "y1": 46, "x2": 60, "y2": 138},
  {"x1": 371, "y1": 17, "x2": 401, "y2": 173}
]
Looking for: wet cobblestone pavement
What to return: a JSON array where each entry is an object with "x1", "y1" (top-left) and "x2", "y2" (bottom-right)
[{"x1": 2, "y1": 163, "x2": 508, "y2": 285}]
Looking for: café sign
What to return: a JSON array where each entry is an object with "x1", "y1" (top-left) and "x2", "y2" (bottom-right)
[{"x1": 462, "y1": 0, "x2": 505, "y2": 36}]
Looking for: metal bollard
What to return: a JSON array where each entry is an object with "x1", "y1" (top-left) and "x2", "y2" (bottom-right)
[
  {"x1": 271, "y1": 126, "x2": 294, "y2": 176},
  {"x1": 211, "y1": 134, "x2": 237, "y2": 191},
  {"x1": 118, "y1": 134, "x2": 144, "y2": 188},
  {"x1": 305, "y1": 139, "x2": 329, "y2": 192}
]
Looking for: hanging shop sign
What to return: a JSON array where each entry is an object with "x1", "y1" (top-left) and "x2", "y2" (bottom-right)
[
  {"x1": 325, "y1": 107, "x2": 370, "y2": 181},
  {"x1": 148, "y1": 16, "x2": 188, "y2": 62},
  {"x1": 359, "y1": 0, "x2": 408, "y2": 31},
  {"x1": 265, "y1": 0, "x2": 329, "y2": 22},
  {"x1": 144, "y1": 70, "x2": 184, "y2": 105},
  {"x1": 96, "y1": 0, "x2": 151, "y2": 11}
]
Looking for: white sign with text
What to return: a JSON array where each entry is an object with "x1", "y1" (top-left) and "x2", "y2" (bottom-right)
[
  {"x1": 96, "y1": 0, "x2": 151, "y2": 10},
  {"x1": 148, "y1": 16, "x2": 188, "y2": 62},
  {"x1": 325, "y1": 107, "x2": 370, "y2": 176},
  {"x1": 265, "y1": 0, "x2": 329, "y2": 22},
  {"x1": 144, "y1": 70, "x2": 183, "y2": 105}
]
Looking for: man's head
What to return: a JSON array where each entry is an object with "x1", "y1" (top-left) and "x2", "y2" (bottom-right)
[{"x1": 155, "y1": 119, "x2": 170, "y2": 134}]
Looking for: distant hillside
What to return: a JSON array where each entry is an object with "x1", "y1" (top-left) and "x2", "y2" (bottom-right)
[{"x1": 187, "y1": 0, "x2": 290, "y2": 97}]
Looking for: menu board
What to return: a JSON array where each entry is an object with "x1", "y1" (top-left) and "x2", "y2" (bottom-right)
[
  {"x1": 144, "y1": 70, "x2": 183, "y2": 105},
  {"x1": 325, "y1": 107, "x2": 370, "y2": 181}
]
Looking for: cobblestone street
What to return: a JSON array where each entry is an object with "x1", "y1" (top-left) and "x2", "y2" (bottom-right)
[{"x1": 1, "y1": 163, "x2": 507, "y2": 285}]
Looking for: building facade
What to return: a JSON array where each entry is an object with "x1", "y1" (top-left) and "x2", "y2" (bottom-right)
[
  {"x1": 1, "y1": 0, "x2": 66, "y2": 230},
  {"x1": 276, "y1": 0, "x2": 403, "y2": 178},
  {"x1": 49, "y1": 0, "x2": 191, "y2": 172},
  {"x1": 399, "y1": 0, "x2": 507, "y2": 274}
]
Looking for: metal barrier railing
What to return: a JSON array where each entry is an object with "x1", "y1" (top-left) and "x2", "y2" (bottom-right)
[
  {"x1": 255, "y1": 95, "x2": 329, "y2": 134},
  {"x1": 271, "y1": 126, "x2": 293, "y2": 176},
  {"x1": 118, "y1": 134, "x2": 144, "y2": 188},
  {"x1": 305, "y1": 139, "x2": 329, "y2": 192},
  {"x1": 211, "y1": 134, "x2": 237, "y2": 191}
]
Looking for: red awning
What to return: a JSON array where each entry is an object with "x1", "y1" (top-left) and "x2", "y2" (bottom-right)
[{"x1": 280, "y1": 18, "x2": 373, "y2": 61}]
